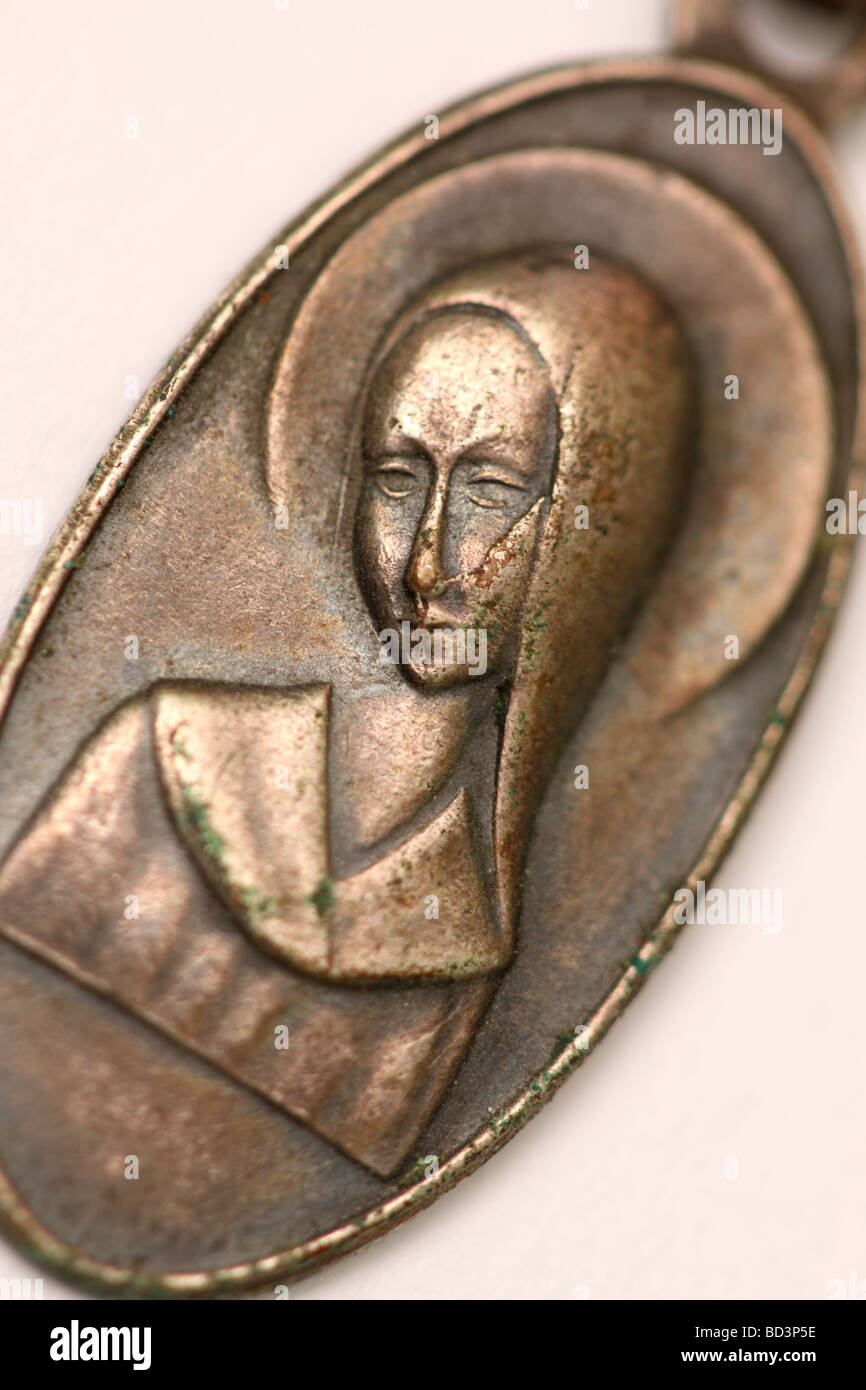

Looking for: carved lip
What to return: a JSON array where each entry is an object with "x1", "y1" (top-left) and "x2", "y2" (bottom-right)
[{"x1": 0, "y1": 53, "x2": 863, "y2": 1297}]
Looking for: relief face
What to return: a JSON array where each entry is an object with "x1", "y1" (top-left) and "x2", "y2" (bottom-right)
[
  {"x1": 354, "y1": 309, "x2": 558, "y2": 689},
  {"x1": 0, "y1": 68, "x2": 857, "y2": 1296}
]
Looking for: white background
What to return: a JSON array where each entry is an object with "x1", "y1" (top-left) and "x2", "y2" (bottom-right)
[{"x1": 1, "y1": 0, "x2": 864, "y2": 1301}]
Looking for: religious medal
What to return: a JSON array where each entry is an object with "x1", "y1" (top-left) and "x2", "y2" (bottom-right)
[{"x1": 0, "y1": 0, "x2": 862, "y2": 1296}]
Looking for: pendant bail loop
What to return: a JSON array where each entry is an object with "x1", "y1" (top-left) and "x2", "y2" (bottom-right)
[{"x1": 673, "y1": 0, "x2": 866, "y2": 127}]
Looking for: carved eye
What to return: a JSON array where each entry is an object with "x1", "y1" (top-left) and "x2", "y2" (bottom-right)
[
  {"x1": 467, "y1": 472, "x2": 527, "y2": 509},
  {"x1": 372, "y1": 462, "x2": 422, "y2": 499}
]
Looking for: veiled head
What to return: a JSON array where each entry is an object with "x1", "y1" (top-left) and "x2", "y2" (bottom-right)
[{"x1": 352, "y1": 253, "x2": 695, "y2": 709}]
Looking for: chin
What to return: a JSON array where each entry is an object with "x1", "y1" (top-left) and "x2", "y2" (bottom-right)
[
  {"x1": 403, "y1": 653, "x2": 495, "y2": 692},
  {"x1": 403, "y1": 660, "x2": 473, "y2": 692},
  {"x1": 373, "y1": 600, "x2": 497, "y2": 689}
]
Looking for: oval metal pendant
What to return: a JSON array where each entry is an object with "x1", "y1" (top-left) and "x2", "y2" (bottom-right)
[{"x1": 0, "y1": 52, "x2": 862, "y2": 1296}]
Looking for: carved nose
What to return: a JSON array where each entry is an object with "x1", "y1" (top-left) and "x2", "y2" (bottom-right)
[
  {"x1": 407, "y1": 531, "x2": 441, "y2": 597},
  {"x1": 406, "y1": 485, "x2": 447, "y2": 601}
]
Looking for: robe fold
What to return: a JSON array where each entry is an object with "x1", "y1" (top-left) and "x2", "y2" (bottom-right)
[{"x1": 0, "y1": 683, "x2": 498, "y2": 1177}]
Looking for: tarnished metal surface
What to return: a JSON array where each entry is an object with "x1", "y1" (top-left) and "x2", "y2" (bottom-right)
[{"x1": 0, "y1": 39, "x2": 862, "y2": 1295}]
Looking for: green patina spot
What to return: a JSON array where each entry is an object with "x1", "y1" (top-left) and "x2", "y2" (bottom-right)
[
  {"x1": 178, "y1": 773, "x2": 276, "y2": 920},
  {"x1": 520, "y1": 599, "x2": 552, "y2": 674},
  {"x1": 528, "y1": 1069, "x2": 558, "y2": 1101},
  {"x1": 180, "y1": 781, "x2": 228, "y2": 867},
  {"x1": 551, "y1": 1032, "x2": 575, "y2": 1061},
  {"x1": 63, "y1": 555, "x2": 86, "y2": 571},
  {"x1": 239, "y1": 887, "x2": 278, "y2": 919},
  {"x1": 471, "y1": 599, "x2": 503, "y2": 646},
  {"x1": 309, "y1": 876, "x2": 334, "y2": 918},
  {"x1": 444, "y1": 956, "x2": 484, "y2": 975},
  {"x1": 171, "y1": 734, "x2": 193, "y2": 763},
  {"x1": 489, "y1": 1107, "x2": 513, "y2": 1137},
  {"x1": 398, "y1": 1156, "x2": 431, "y2": 1188}
]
